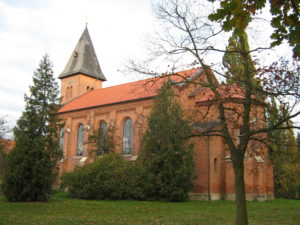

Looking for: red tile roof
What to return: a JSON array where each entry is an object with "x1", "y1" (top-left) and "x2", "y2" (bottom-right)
[{"x1": 58, "y1": 68, "x2": 201, "y2": 113}]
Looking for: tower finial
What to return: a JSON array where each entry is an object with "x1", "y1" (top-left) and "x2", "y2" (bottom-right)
[{"x1": 85, "y1": 13, "x2": 88, "y2": 28}]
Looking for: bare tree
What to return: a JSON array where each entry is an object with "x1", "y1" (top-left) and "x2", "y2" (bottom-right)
[{"x1": 127, "y1": 0, "x2": 300, "y2": 224}]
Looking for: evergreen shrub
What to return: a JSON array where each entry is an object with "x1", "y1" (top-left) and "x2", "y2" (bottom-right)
[
  {"x1": 140, "y1": 81, "x2": 195, "y2": 202},
  {"x1": 61, "y1": 153, "x2": 147, "y2": 200},
  {"x1": 2, "y1": 55, "x2": 61, "y2": 202}
]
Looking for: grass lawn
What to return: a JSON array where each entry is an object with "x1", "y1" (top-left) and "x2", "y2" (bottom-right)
[{"x1": 0, "y1": 192, "x2": 299, "y2": 225}]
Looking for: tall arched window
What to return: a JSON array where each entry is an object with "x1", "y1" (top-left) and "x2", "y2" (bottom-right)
[
  {"x1": 77, "y1": 124, "x2": 84, "y2": 156},
  {"x1": 99, "y1": 121, "x2": 107, "y2": 155},
  {"x1": 59, "y1": 127, "x2": 65, "y2": 152},
  {"x1": 123, "y1": 118, "x2": 132, "y2": 155}
]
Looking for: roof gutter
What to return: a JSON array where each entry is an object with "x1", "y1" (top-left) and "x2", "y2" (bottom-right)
[{"x1": 57, "y1": 96, "x2": 155, "y2": 115}]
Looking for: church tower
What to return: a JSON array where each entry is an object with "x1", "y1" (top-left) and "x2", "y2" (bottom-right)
[{"x1": 59, "y1": 27, "x2": 106, "y2": 104}]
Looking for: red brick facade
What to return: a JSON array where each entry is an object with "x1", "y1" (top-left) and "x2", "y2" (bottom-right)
[{"x1": 57, "y1": 28, "x2": 274, "y2": 201}]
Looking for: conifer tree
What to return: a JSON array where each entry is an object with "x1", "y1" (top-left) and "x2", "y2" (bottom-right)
[
  {"x1": 267, "y1": 98, "x2": 300, "y2": 199},
  {"x1": 223, "y1": 30, "x2": 253, "y2": 84},
  {"x1": 2, "y1": 55, "x2": 62, "y2": 201},
  {"x1": 222, "y1": 29, "x2": 263, "y2": 98},
  {"x1": 140, "y1": 81, "x2": 194, "y2": 201},
  {"x1": 297, "y1": 132, "x2": 300, "y2": 152}
]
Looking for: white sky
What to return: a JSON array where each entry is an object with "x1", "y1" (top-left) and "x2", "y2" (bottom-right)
[
  {"x1": 0, "y1": 0, "x2": 155, "y2": 128},
  {"x1": 0, "y1": 0, "x2": 298, "y2": 132}
]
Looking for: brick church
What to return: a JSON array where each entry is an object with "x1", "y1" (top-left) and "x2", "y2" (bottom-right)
[{"x1": 57, "y1": 27, "x2": 274, "y2": 201}]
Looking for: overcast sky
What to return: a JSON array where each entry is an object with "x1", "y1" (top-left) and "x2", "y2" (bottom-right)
[
  {"x1": 0, "y1": 0, "x2": 298, "y2": 133},
  {"x1": 0, "y1": 0, "x2": 156, "y2": 128}
]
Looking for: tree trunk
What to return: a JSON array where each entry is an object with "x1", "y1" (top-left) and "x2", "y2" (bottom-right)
[{"x1": 233, "y1": 158, "x2": 248, "y2": 225}]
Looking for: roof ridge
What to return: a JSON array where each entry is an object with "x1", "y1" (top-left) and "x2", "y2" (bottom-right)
[
  {"x1": 59, "y1": 68, "x2": 203, "y2": 113},
  {"x1": 100, "y1": 76, "x2": 157, "y2": 90},
  {"x1": 99, "y1": 67, "x2": 202, "y2": 90}
]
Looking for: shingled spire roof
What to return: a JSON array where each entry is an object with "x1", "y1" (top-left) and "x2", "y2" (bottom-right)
[{"x1": 59, "y1": 27, "x2": 106, "y2": 80}]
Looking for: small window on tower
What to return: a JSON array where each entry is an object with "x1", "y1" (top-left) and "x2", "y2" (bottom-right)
[
  {"x1": 87, "y1": 86, "x2": 90, "y2": 91},
  {"x1": 70, "y1": 86, "x2": 73, "y2": 98},
  {"x1": 214, "y1": 158, "x2": 217, "y2": 172},
  {"x1": 66, "y1": 87, "x2": 70, "y2": 100}
]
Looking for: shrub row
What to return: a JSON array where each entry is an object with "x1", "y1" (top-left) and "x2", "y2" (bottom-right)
[{"x1": 61, "y1": 153, "x2": 147, "y2": 200}]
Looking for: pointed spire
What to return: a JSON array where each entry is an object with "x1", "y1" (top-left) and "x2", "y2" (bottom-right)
[{"x1": 59, "y1": 27, "x2": 106, "y2": 81}]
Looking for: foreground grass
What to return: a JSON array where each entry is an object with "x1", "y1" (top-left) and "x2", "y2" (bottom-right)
[{"x1": 0, "y1": 192, "x2": 299, "y2": 225}]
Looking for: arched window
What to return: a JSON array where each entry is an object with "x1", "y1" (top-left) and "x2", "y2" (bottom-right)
[
  {"x1": 214, "y1": 158, "x2": 217, "y2": 172},
  {"x1": 123, "y1": 118, "x2": 132, "y2": 155},
  {"x1": 66, "y1": 87, "x2": 70, "y2": 100},
  {"x1": 76, "y1": 124, "x2": 84, "y2": 156},
  {"x1": 59, "y1": 127, "x2": 64, "y2": 152},
  {"x1": 70, "y1": 86, "x2": 73, "y2": 98},
  {"x1": 99, "y1": 121, "x2": 107, "y2": 155}
]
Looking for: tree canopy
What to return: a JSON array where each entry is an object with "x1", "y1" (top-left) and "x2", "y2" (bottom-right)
[
  {"x1": 128, "y1": 0, "x2": 300, "y2": 224},
  {"x1": 2, "y1": 55, "x2": 62, "y2": 202},
  {"x1": 140, "y1": 81, "x2": 194, "y2": 201},
  {"x1": 267, "y1": 98, "x2": 300, "y2": 199},
  {"x1": 208, "y1": 0, "x2": 300, "y2": 58}
]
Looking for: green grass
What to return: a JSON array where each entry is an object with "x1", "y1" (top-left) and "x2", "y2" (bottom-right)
[{"x1": 0, "y1": 192, "x2": 299, "y2": 225}]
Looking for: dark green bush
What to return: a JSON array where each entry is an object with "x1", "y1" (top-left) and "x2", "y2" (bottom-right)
[
  {"x1": 1, "y1": 55, "x2": 61, "y2": 202},
  {"x1": 61, "y1": 153, "x2": 147, "y2": 200},
  {"x1": 3, "y1": 140, "x2": 59, "y2": 202},
  {"x1": 140, "y1": 82, "x2": 194, "y2": 202}
]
